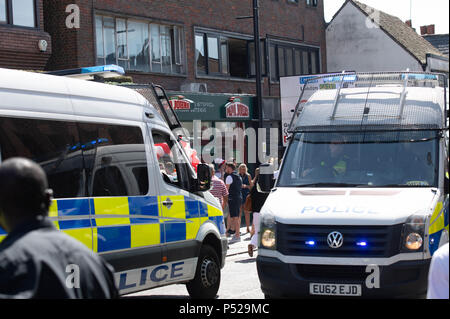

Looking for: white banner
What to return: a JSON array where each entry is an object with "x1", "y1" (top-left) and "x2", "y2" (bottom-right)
[{"x1": 280, "y1": 73, "x2": 356, "y2": 146}]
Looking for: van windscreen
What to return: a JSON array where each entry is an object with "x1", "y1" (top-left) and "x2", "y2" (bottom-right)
[{"x1": 278, "y1": 131, "x2": 439, "y2": 188}]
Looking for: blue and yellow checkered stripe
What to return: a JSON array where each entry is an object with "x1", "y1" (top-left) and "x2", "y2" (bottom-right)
[
  {"x1": 0, "y1": 196, "x2": 225, "y2": 252},
  {"x1": 428, "y1": 197, "x2": 449, "y2": 255},
  {"x1": 0, "y1": 227, "x2": 6, "y2": 244}
]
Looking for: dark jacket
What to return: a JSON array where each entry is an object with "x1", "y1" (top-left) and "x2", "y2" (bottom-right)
[{"x1": 0, "y1": 218, "x2": 118, "y2": 299}]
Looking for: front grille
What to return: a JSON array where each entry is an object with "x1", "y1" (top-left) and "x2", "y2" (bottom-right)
[
  {"x1": 277, "y1": 223, "x2": 403, "y2": 258},
  {"x1": 297, "y1": 265, "x2": 367, "y2": 281},
  {"x1": 296, "y1": 264, "x2": 420, "y2": 283}
]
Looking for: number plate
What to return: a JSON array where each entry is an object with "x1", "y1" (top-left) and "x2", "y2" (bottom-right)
[{"x1": 309, "y1": 283, "x2": 362, "y2": 296}]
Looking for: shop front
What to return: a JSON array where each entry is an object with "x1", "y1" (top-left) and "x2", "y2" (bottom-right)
[{"x1": 168, "y1": 91, "x2": 258, "y2": 173}]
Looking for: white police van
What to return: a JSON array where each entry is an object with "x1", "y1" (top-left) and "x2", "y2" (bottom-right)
[
  {"x1": 257, "y1": 72, "x2": 449, "y2": 298},
  {"x1": 0, "y1": 67, "x2": 227, "y2": 298}
]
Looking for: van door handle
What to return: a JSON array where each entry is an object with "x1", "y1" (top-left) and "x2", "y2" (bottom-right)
[{"x1": 163, "y1": 198, "x2": 173, "y2": 209}]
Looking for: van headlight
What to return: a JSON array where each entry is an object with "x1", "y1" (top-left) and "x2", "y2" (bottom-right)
[
  {"x1": 405, "y1": 233, "x2": 423, "y2": 250},
  {"x1": 259, "y1": 212, "x2": 276, "y2": 249},
  {"x1": 401, "y1": 215, "x2": 426, "y2": 252},
  {"x1": 261, "y1": 229, "x2": 276, "y2": 248}
]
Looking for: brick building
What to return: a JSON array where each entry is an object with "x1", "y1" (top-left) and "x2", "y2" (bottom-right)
[
  {"x1": 0, "y1": 0, "x2": 52, "y2": 70},
  {"x1": 43, "y1": 0, "x2": 327, "y2": 96},
  {"x1": 42, "y1": 0, "x2": 327, "y2": 164}
]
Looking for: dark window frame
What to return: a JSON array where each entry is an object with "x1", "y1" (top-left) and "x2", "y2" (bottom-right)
[
  {"x1": 196, "y1": 31, "x2": 232, "y2": 77},
  {"x1": 195, "y1": 28, "x2": 268, "y2": 80},
  {"x1": 268, "y1": 40, "x2": 320, "y2": 82},
  {"x1": 195, "y1": 32, "x2": 207, "y2": 75},
  {"x1": 0, "y1": 0, "x2": 39, "y2": 29},
  {"x1": 247, "y1": 39, "x2": 268, "y2": 78}
]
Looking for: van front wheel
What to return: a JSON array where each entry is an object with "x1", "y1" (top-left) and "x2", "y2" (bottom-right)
[{"x1": 186, "y1": 244, "x2": 221, "y2": 299}]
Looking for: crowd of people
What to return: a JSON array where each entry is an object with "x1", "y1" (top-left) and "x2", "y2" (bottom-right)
[{"x1": 208, "y1": 158, "x2": 273, "y2": 257}]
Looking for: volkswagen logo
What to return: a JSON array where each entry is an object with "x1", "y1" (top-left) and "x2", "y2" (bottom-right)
[{"x1": 327, "y1": 231, "x2": 344, "y2": 249}]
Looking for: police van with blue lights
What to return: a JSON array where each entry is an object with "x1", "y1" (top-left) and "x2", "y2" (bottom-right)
[
  {"x1": 0, "y1": 66, "x2": 227, "y2": 298},
  {"x1": 257, "y1": 72, "x2": 449, "y2": 298}
]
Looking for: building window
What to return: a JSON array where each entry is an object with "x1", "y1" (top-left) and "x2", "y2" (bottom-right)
[
  {"x1": 127, "y1": 20, "x2": 150, "y2": 72},
  {"x1": 195, "y1": 30, "x2": 267, "y2": 79},
  {"x1": 0, "y1": 0, "x2": 37, "y2": 27},
  {"x1": 195, "y1": 34, "x2": 207, "y2": 74},
  {"x1": 0, "y1": 0, "x2": 6, "y2": 24},
  {"x1": 197, "y1": 32, "x2": 236, "y2": 76},
  {"x1": 95, "y1": 14, "x2": 185, "y2": 75},
  {"x1": 228, "y1": 38, "x2": 248, "y2": 78},
  {"x1": 102, "y1": 16, "x2": 116, "y2": 65},
  {"x1": 116, "y1": 18, "x2": 128, "y2": 69},
  {"x1": 306, "y1": 0, "x2": 318, "y2": 7},
  {"x1": 269, "y1": 42, "x2": 320, "y2": 82},
  {"x1": 207, "y1": 35, "x2": 220, "y2": 74}
]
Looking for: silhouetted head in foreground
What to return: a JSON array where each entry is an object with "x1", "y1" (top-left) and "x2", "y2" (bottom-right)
[{"x1": 0, "y1": 158, "x2": 53, "y2": 233}]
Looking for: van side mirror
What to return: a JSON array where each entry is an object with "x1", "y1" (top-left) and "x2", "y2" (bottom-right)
[
  {"x1": 258, "y1": 163, "x2": 274, "y2": 193},
  {"x1": 196, "y1": 163, "x2": 211, "y2": 192}
]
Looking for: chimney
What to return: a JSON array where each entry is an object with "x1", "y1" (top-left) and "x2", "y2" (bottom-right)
[
  {"x1": 421, "y1": 24, "x2": 436, "y2": 35},
  {"x1": 405, "y1": 20, "x2": 412, "y2": 28},
  {"x1": 420, "y1": 25, "x2": 428, "y2": 35}
]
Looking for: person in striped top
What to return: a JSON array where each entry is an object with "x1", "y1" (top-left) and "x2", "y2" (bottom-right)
[{"x1": 208, "y1": 164, "x2": 228, "y2": 211}]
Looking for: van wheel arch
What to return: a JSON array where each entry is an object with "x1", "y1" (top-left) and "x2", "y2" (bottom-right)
[{"x1": 201, "y1": 233, "x2": 222, "y2": 267}]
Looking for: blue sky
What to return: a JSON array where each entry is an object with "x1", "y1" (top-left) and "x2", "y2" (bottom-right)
[{"x1": 324, "y1": 0, "x2": 449, "y2": 34}]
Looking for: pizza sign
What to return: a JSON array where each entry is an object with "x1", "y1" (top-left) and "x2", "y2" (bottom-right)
[
  {"x1": 225, "y1": 97, "x2": 250, "y2": 118},
  {"x1": 169, "y1": 95, "x2": 193, "y2": 110}
]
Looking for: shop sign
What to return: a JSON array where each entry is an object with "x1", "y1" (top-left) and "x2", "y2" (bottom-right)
[
  {"x1": 225, "y1": 97, "x2": 250, "y2": 118},
  {"x1": 169, "y1": 95, "x2": 193, "y2": 110}
]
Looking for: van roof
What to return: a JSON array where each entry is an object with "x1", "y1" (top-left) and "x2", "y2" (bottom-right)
[
  {"x1": 0, "y1": 67, "x2": 164, "y2": 125},
  {"x1": 290, "y1": 72, "x2": 447, "y2": 132}
]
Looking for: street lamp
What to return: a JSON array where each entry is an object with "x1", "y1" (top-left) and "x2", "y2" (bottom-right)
[{"x1": 237, "y1": 0, "x2": 264, "y2": 155}]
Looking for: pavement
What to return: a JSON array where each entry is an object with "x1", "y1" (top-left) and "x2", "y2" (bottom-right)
[{"x1": 225, "y1": 227, "x2": 256, "y2": 257}]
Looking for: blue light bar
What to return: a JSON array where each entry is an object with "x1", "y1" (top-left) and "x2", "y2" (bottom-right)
[
  {"x1": 401, "y1": 74, "x2": 437, "y2": 81},
  {"x1": 80, "y1": 65, "x2": 125, "y2": 75},
  {"x1": 46, "y1": 65, "x2": 125, "y2": 79},
  {"x1": 305, "y1": 240, "x2": 316, "y2": 246},
  {"x1": 322, "y1": 74, "x2": 357, "y2": 83}
]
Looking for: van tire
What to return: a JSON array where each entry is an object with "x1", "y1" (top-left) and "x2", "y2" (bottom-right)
[{"x1": 186, "y1": 244, "x2": 221, "y2": 299}]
